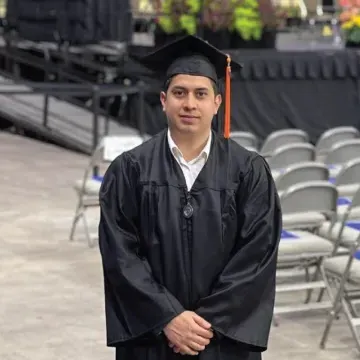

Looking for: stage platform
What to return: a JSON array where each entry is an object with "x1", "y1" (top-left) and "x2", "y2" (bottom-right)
[
  {"x1": 0, "y1": 75, "x2": 139, "y2": 154},
  {"x1": 0, "y1": 131, "x2": 359, "y2": 360}
]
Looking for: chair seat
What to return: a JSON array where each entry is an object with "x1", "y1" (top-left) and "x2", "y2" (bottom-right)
[
  {"x1": 74, "y1": 178, "x2": 101, "y2": 196},
  {"x1": 319, "y1": 221, "x2": 360, "y2": 248},
  {"x1": 337, "y1": 184, "x2": 360, "y2": 198},
  {"x1": 337, "y1": 205, "x2": 360, "y2": 220},
  {"x1": 282, "y1": 211, "x2": 327, "y2": 229},
  {"x1": 324, "y1": 256, "x2": 360, "y2": 284},
  {"x1": 279, "y1": 230, "x2": 334, "y2": 258},
  {"x1": 328, "y1": 164, "x2": 342, "y2": 178}
]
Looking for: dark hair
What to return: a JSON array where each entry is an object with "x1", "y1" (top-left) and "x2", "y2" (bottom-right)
[{"x1": 163, "y1": 76, "x2": 219, "y2": 95}]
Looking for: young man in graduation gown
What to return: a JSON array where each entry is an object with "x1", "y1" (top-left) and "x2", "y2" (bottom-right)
[{"x1": 98, "y1": 35, "x2": 282, "y2": 360}]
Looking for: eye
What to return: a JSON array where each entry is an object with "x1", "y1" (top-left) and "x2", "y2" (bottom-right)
[
  {"x1": 196, "y1": 91, "x2": 207, "y2": 98},
  {"x1": 172, "y1": 90, "x2": 185, "y2": 97}
]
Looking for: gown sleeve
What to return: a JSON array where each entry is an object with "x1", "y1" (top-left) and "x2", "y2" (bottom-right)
[
  {"x1": 195, "y1": 155, "x2": 282, "y2": 352},
  {"x1": 98, "y1": 153, "x2": 184, "y2": 345}
]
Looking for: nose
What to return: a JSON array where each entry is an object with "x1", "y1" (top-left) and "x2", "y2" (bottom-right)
[{"x1": 183, "y1": 93, "x2": 197, "y2": 110}]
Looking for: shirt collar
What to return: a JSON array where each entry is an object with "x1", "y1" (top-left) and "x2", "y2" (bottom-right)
[{"x1": 167, "y1": 129, "x2": 212, "y2": 161}]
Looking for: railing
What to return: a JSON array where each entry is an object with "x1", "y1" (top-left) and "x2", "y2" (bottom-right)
[
  {"x1": 0, "y1": 39, "x2": 143, "y2": 142},
  {"x1": 0, "y1": 81, "x2": 144, "y2": 152}
]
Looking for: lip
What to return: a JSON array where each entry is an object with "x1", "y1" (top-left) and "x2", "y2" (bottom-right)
[{"x1": 179, "y1": 115, "x2": 199, "y2": 119}]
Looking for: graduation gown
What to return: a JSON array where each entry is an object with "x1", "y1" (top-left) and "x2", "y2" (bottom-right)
[{"x1": 98, "y1": 129, "x2": 282, "y2": 360}]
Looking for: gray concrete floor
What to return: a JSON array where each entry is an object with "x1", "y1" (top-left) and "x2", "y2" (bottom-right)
[{"x1": 0, "y1": 131, "x2": 357, "y2": 360}]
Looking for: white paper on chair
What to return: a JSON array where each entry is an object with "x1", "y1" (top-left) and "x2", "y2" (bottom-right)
[{"x1": 103, "y1": 135, "x2": 144, "y2": 161}]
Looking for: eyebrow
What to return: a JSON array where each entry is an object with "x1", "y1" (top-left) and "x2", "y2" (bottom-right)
[{"x1": 171, "y1": 86, "x2": 209, "y2": 91}]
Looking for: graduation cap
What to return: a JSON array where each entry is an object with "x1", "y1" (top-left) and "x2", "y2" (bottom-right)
[{"x1": 140, "y1": 35, "x2": 243, "y2": 139}]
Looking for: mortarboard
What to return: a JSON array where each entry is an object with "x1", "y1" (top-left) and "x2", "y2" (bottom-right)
[{"x1": 139, "y1": 35, "x2": 243, "y2": 139}]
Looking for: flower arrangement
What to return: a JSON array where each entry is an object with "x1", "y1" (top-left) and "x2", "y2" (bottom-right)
[
  {"x1": 157, "y1": 0, "x2": 200, "y2": 35},
  {"x1": 339, "y1": 0, "x2": 360, "y2": 44},
  {"x1": 257, "y1": 0, "x2": 278, "y2": 29},
  {"x1": 202, "y1": 0, "x2": 233, "y2": 31}
]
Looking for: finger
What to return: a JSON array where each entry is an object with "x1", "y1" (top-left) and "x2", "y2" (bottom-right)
[
  {"x1": 180, "y1": 346, "x2": 198, "y2": 356},
  {"x1": 192, "y1": 314, "x2": 211, "y2": 329},
  {"x1": 192, "y1": 324, "x2": 214, "y2": 339},
  {"x1": 187, "y1": 340, "x2": 207, "y2": 352},
  {"x1": 168, "y1": 342, "x2": 174, "y2": 348},
  {"x1": 190, "y1": 335, "x2": 211, "y2": 347}
]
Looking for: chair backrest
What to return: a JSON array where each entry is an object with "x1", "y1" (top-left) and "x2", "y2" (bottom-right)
[
  {"x1": 88, "y1": 134, "x2": 145, "y2": 174},
  {"x1": 102, "y1": 135, "x2": 145, "y2": 162},
  {"x1": 336, "y1": 158, "x2": 360, "y2": 186},
  {"x1": 260, "y1": 129, "x2": 309, "y2": 155},
  {"x1": 275, "y1": 162, "x2": 329, "y2": 191},
  {"x1": 316, "y1": 126, "x2": 359, "y2": 156},
  {"x1": 325, "y1": 139, "x2": 360, "y2": 165},
  {"x1": 230, "y1": 131, "x2": 258, "y2": 149},
  {"x1": 335, "y1": 187, "x2": 360, "y2": 251},
  {"x1": 266, "y1": 143, "x2": 315, "y2": 170},
  {"x1": 279, "y1": 180, "x2": 338, "y2": 217}
]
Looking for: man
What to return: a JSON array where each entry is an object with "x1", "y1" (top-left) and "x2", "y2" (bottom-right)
[{"x1": 98, "y1": 35, "x2": 282, "y2": 360}]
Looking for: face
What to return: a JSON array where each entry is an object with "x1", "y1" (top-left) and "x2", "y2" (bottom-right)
[{"x1": 160, "y1": 74, "x2": 222, "y2": 136}]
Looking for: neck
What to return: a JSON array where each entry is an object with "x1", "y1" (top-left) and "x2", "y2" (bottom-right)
[{"x1": 169, "y1": 128, "x2": 211, "y2": 162}]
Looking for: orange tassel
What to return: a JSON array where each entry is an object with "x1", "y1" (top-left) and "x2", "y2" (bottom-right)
[{"x1": 224, "y1": 55, "x2": 231, "y2": 139}]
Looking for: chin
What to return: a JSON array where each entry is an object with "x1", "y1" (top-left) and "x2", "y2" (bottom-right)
[{"x1": 178, "y1": 124, "x2": 198, "y2": 134}]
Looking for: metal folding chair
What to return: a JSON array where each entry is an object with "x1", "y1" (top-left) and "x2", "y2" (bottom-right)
[
  {"x1": 280, "y1": 180, "x2": 338, "y2": 231},
  {"x1": 316, "y1": 126, "x2": 359, "y2": 162},
  {"x1": 69, "y1": 134, "x2": 145, "y2": 247},
  {"x1": 334, "y1": 158, "x2": 360, "y2": 199},
  {"x1": 260, "y1": 129, "x2": 309, "y2": 157},
  {"x1": 230, "y1": 131, "x2": 258, "y2": 150},
  {"x1": 324, "y1": 138, "x2": 360, "y2": 166},
  {"x1": 268, "y1": 143, "x2": 316, "y2": 181},
  {"x1": 319, "y1": 188, "x2": 360, "y2": 352},
  {"x1": 275, "y1": 162, "x2": 329, "y2": 195},
  {"x1": 274, "y1": 181, "x2": 338, "y2": 321},
  {"x1": 319, "y1": 188, "x2": 360, "y2": 253}
]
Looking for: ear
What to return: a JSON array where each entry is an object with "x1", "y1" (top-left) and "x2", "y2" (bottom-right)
[
  {"x1": 160, "y1": 91, "x2": 167, "y2": 111},
  {"x1": 214, "y1": 94, "x2": 222, "y2": 115}
]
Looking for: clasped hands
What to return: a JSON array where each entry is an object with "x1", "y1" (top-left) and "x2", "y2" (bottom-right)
[{"x1": 163, "y1": 311, "x2": 214, "y2": 356}]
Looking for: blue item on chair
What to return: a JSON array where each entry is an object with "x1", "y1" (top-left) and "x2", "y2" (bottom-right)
[
  {"x1": 328, "y1": 177, "x2": 336, "y2": 184},
  {"x1": 92, "y1": 175, "x2": 104, "y2": 182},
  {"x1": 354, "y1": 250, "x2": 360, "y2": 260},
  {"x1": 346, "y1": 221, "x2": 360, "y2": 231},
  {"x1": 337, "y1": 197, "x2": 352, "y2": 206},
  {"x1": 281, "y1": 230, "x2": 299, "y2": 239}
]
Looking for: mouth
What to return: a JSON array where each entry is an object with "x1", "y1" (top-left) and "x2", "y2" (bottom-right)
[{"x1": 179, "y1": 115, "x2": 199, "y2": 120}]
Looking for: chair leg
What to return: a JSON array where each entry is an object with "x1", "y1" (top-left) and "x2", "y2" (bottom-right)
[
  {"x1": 69, "y1": 201, "x2": 84, "y2": 242},
  {"x1": 272, "y1": 315, "x2": 280, "y2": 327},
  {"x1": 320, "y1": 301, "x2": 342, "y2": 349},
  {"x1": 305, "y1": 261, "x2": 322, "y2": 304},
  {"x1": 342, "y1": 296, "x2": 360, "y2": 353},
  {"x1": 320, "y1": 270, "x2": 339, "y2": 349},
  {"x1": 82, "y1": 211, "x2": 95, "y2": 248},
  {"x1": 320, "y1": 265, "x2": 349, "y2": 349}
]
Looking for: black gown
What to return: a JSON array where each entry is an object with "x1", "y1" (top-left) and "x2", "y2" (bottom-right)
[{"x1": 98, "y1": 129, "x2": 282, "y2": 360}]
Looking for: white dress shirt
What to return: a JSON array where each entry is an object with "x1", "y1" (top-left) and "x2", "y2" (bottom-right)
[{"x1": 167, "y1": 129, "x2": 212, "y2": 191}]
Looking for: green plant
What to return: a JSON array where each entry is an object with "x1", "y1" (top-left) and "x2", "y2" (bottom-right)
[
  {"x1": 157, "y1": 0, "x2": 200, "y2": 35},
  {"x1": 231, "y1": 0, "x2": 263, "y2": 41}
]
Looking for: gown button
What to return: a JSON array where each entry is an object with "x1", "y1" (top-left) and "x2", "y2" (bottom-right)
[{"x1": 183, "y1": 203, "x2": 194, "y2": 219}]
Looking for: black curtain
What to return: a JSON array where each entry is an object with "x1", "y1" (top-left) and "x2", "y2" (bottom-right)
[{"x1": 121, "y1": 49, "x2": 360, "y2": 144}]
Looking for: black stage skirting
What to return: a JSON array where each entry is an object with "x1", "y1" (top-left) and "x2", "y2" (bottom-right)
[{"x1": 122, "y1": 49, "x2": 360, "y2": 143}]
